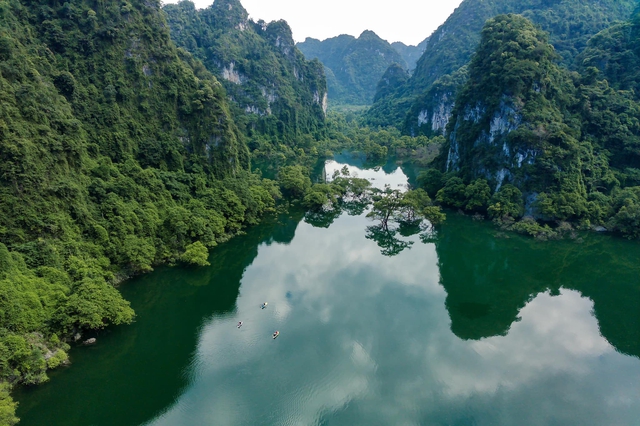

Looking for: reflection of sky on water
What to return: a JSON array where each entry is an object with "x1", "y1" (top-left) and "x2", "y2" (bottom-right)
[
  {"x1": 145, "y1": 213, "x2": 640, "y2": 426},
  {"x1": 144, "y1": 163, "x2": 640, "y2": 426},
  {"x1": 325, "y1": 159, "x2": 409, "y2": 192}
]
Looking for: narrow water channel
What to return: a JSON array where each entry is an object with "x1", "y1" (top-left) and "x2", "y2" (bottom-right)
[{"x1": 15, "y1": 157, "x2": 640, "y2": 426}]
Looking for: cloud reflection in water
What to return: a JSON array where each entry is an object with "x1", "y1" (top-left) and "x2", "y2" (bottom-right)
[{"x1": 145, "y1": 211, "x2": 640, "y2": 426}]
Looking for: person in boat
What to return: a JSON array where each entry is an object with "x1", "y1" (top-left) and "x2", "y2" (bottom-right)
[
  {"x1": 273, "y1": 331, "x2": 279, "y2": 338},
  {"x1": 237, "y1": 321, "x2": 243, "y2": 328},
  {"x1": 261, "y1": 302, "x2": 268, "y2": 309}
]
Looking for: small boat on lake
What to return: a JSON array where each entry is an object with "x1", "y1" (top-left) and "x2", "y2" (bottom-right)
[
  {"x1": 237, "y1": 321, "x2": 243, "y2": 328},
  {"x1": 272, "y1": 331, "x2": 279, "y2": 339},
  {"x1": 261, "y1": 302, "x2": 268, "y2": 309}
]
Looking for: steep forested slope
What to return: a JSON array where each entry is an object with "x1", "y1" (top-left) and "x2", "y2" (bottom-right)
[
  {"x1": 579, "y1": 7, "x2": 640, "y2": 97},
  {"x1": 443, "y1": 15, "x2": 583, "y2": 192},
  {"x1": 163, "y1": 0, "x2": 327, "y2": 145},
  {"x1": 425, "y1": 13, "x2": 640, "y2": 239},
  {"x1": 390, "y1": 37, "x2": 429, "y2": 70},
  {"x1": 0, "y1": 0, "x2": 281, "y2": 420},
  {"x1": 297, "y1": 30, "x2": 407, "y2": 105},
  {"x1": 367, "y1": 0, "x2": 638, "y2": 133}
]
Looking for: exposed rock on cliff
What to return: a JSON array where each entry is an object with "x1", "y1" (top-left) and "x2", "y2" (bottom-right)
[{"x1": 164, "y1": 0, "x2": 327, "y2": 142}]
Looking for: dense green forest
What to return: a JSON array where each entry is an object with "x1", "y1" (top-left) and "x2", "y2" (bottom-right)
[
  {"x1": 297, "y1": 31, "x2": 408, "y2": 106},
  {"x1": 0, "y1": 0, "x2": 304, "y2": 422},
  {"x1": 163, "y1": 0, "x2": 327, "y2": 145},
  {"x1": 417, "y1": 11, "x2": 640, "y2": 240},
  {"x1": 0, "y1": 0, "x2": 443, "y2": 420},
  {"x1": 3, "y1": 0, "x2": 640, "y2": 423},
  {"x1": 366, "y1": 0, "x2": 638, "y2": 133}
]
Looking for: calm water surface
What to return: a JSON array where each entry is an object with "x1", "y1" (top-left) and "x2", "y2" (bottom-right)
[{"x1": 15, "y1": 158, "x2": 640, "y2": 426}]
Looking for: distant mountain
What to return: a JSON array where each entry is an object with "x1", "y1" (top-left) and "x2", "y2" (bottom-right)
[
  {"x1": 391, "y1": 37, "x2": 429, "y2": 70},
  {"x1": 164, "y1": 0, "x2": 327, "y2": 143},
  {"x1": 297, "y1": 30, "x2": 407, "y2": 105},
  {"x1": 366, "y1": 0, "x2": 638, "y2": 134}
]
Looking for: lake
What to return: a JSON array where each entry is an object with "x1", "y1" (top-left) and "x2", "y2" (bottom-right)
[{"x1": 15, "y1": 157, "x2": 640, "y2": 426}]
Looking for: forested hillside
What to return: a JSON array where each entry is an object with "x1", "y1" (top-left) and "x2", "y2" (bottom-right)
[
  {"x1": 420, "y1": 12, "x2": 640, "y2": 239},
  {"x1": 0, "y1": 0, "x2": 282, "y2": 421},
  {"x1": 390, "y1": 38, "x2": 429, "y2": 70},
  {"x1": 579, "y1": 7, "x2": 640, "y2": 97},
  {"x1": 297, "y1": 31, "x2": 407, "y2": 105},
  {"x1": 4, "y1": 0, "x2": 640, "y2": 423},
  {"x1": 163, "y1": 0, "x2": 327, "y2": 145},
  {"x1": 366, "y1": 0, "x2": 638, "y2": 133}
]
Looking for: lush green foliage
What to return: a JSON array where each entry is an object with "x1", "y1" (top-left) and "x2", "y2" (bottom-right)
[
  {"x1": 373, "y1": 64, "x2": 409, "y2": 105},
  {"x1": 0, "y1": 383, "x2": 17, "y2": 426},
  {"x1": 367, "y1": 190, "x2": 404, "y2": 230},
  {"x1": 180, "y1": 242, "x2": 211, "y2": 266},
  {"x1": 416, "y1": 13, "x2": 640, "y2": 240},
  {"x1": 365, "y1": 188, "x2": 445, "y2": 255},
  {"x1": 297, "y1": 31, "x2": 407, "y2": 105},
  {"x1": 3, "y1": 1, "x2": 640, "y2": 423},
  {"x1": 487, "y1": 185, "x2": 525, "y2": 219},
  {"x1": 367, "y1": 0, "x2": 638, "y2": 131},
  {"x1": 317, "y1": 113, "x2": 444, "y2": 167},
  {"x1": 0, "y1": 0, "x2": 283, "y2": 420},
  {"x1": 274, "y1": 163, "x2": 445, "y2": 254},
  {"x1": 250, "y1": 111, "x2": 445, "y2": 177},
  {"x1": 278, "y1": 165, "x2": 312, "y2": 199},
  {"x1": 163, "y1": 0, "x2": 327, "y2": 146},
  {"x1": 579, "y1": 18, "x2": 640, "y2": 96}
]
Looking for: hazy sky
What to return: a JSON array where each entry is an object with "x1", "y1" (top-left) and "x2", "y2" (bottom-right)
[{"x1": 162, "y1": 0, "x2": 464, "y2": 45}]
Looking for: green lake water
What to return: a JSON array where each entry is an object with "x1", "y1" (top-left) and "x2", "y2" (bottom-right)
[{"x1": 14, "y1": 159, "x2": 640, "y2": 426}]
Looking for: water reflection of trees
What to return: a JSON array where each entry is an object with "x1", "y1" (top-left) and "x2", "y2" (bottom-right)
[
  {"x1": 15, "y1": 210, "x2": 307, "y2": 425},
  {"x1": 434, "y1": 215, "x2": 640, "y2": 359},
  {"x1": 305, "y1": 164, "x2": 445, "y2": 256},
  {"x1": 304, "y1": 200, "x2": 435, "y2": 256},
  {"x1": 304, "y1": 208, "x2": 343, "y2": 229},
  {"x1": 365, "y1": 225, "x2": 414, "y2": 257}
]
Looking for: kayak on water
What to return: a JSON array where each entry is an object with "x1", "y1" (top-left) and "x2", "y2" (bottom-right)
[
  {"x1": 261, "y1": 302, "x2": 268, "y2": 309},
  {"x1": 272, "y1": 331, "x2": 279, "y2": 339},
  {"x1": 237, "y1": 321, "x2": 243, "y2": 328}
]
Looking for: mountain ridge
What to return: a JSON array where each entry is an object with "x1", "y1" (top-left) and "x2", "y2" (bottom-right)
[
  {"x1": 297, "y1": 29, "x2": 410, "y2": 105},
  {"x1": 164, "y1": 0, "x2": 328, "y2": 145},
  {"x1": 366, "y1": 0, "x2": 639, "y2": 134}
]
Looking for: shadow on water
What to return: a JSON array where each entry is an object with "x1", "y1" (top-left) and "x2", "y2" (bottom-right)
[
  {"x1": 436, "y1": 214, "x2": 640, "y2": 359},
  {"x1": 14, "y1": 210, "x2": 305, "y2": 426},
  {"x1": 365, "y1": 224, "x2": 414, "y2": 257}
]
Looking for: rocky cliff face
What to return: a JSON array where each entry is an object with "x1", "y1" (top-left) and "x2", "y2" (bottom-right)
[
  {"x1": 434, "y1": 11, "x2": 640, "y2": 232},
  {"x1": 447, "y1": 98, "x2": 533, "y2": 191},
  {"x1": 367, "y1": 0, "x2": 638, "y2": 132},
  {"x1": 404, "y1": 66, "x2": 468, "y2": 137},
  {"x1": 443, "y1": 15, "x2": 581, "y2": 195},
  {"x1": 164, "y1": 0, "x2": 327, "y2": 142}
]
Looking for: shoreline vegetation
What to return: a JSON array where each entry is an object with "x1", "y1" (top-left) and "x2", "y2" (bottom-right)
[{"x1": 3, "y1": 0, "x2": 640, "y2": 424}]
